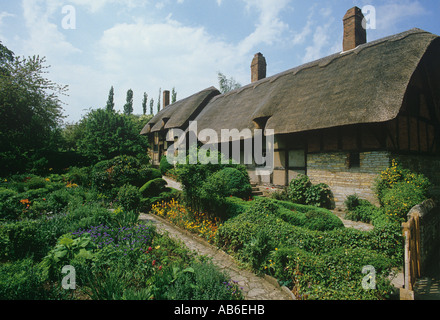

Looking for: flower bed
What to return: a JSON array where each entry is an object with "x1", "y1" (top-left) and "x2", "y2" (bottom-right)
[{"x1": 151, "y1": 199, "x2": 220, "y2": 243}]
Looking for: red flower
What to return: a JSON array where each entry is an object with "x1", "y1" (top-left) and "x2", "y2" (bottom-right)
[
  {"x1": 152, "y1": 260, "x2": 156, "y2": 266},
  {"x1": 159, "y1": 266, "x2": 162, "y2": 271}
]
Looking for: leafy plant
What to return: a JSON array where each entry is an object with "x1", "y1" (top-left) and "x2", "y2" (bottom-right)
[
  {"x1": 116, "y1": 183, "x2": 142, "y2": 213},
  {"x1": 40, "y1": 233, "x2": 96, "y2": 281},
  {"x1": 160, "y1": 155, "x2": 174, "y2": 175}
]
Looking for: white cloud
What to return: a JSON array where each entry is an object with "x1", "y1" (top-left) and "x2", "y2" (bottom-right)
[
  {"x1": 374, "y1": 0, "x2": 427, "y2": 36},
  {"x1": 301, "y1": 6, "x2": 335, "y2": 63},
  {"x1": 237, "y1": 0, "x2": 291, "y2": 55},
  {"x1": 20, "y1": 0, "x2": 81, "y2": 59}
]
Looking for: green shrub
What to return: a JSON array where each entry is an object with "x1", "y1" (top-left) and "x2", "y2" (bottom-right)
[
  {"x1": 160, "y1": 155, "x2": 174, "y2": 175},
  {"x1": 0, "y1": 259, "x2": 49, "y2": 300},
  {"x1": 204, "y1": 167, "x2": 252, "y2": 199},
  {"x1": 91, "y1": 155, "x2": 156, "y2": 193},
  {"x1": 287, "y1": 175, "x2": 332, "y2": 208},
  {"x1": 115, "y1": 184, "x2": 142, "y2": 213},
  {"x1": 140, "y1": 188, "x2": 182, "y2": 212},
  {"x1": 216, "y1": 203, "x2": 402, "y2": 265},
  {"x1": 344, "y1": 194, "x2": 361, "y2": 212},
  {"x1": 46, "y1": 188, "x2": 74, "y2": 214},
  {"x1": 0, "y1": 188, "x2": 21, "y2": 220},
  {"x1": 250, "y1": 197, "x2": 343, "y2": 231},
  {"x1": 67, "y1": 166, "x2": 92, "y2": 186},
  {"x1": 140, "y1": 178, "x2": 168, "y2": 198},
  {"x1": 287, "y1": 174, "x2": 311, "y2": 204},
  {"x1": 165, "y1": 260, "x2": 244, "y2": 300},
  {"x1": 0, "y1": 220, "x2": 46, "y2": 261},
  {"x1": 374, "y1": 159, "x2": 431, "y2": 206},
  {"x1": 240, "y1": 228, "x2": 275, "y2": 271},
  {"x1": 345, "y1": 199, "x2": 384, "y2": 224},
  {"x1": 39, "y1": 233, "x2": 97, "y2": 281},
  {"x1": 302, "y1": 210, "x2": 344, "y2": 231},
  {"x1": 175, "y1": 147, "x2": 249, "y2": 212},
  {"x1": 268, "y1": 246, "x2": 396, "y2": 300},
  {"x1": 382, "y1": 181, "x2": 428, "y2": 223}
]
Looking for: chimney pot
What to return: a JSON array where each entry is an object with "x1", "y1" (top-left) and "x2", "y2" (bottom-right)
[
  {"x1": 343, "y1": 7, "x2": 367, "y2": 51},
  {"x1": 163, "y1": 90, "x2": 170, "y2": 109},
  {"x1": 251, "y1": 52, "x2": 267, "y2": 83}
]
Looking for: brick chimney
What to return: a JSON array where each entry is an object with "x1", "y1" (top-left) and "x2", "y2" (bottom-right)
[
  {"x1": 163, "y1": 90, "x2": 170, "y2": 109},
  {"x1": 251, "y1": 52, "x2": 267, "y2": 83},
  {"x1": 343, "y1": 7, "x2": 367, "y2": 51}
]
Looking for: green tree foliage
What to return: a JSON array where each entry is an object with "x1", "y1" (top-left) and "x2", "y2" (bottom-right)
[
  {"x1": 142, "y1": 92, "x2": 148, "y2": 115},
  {"x1": 149, "y1": 98, "x2": 154, "y2": 115},
  {"x1": 124, "y1": 89, "x2": 134, "y2": 115},
  {"x1": 0, "y1": 43, "x2": 67, "y2": 176},
  {"x1": 75, "y1": 108, "x2": 149, "y2": 162},
  {"x1": 106, "y1": 86, "x2": 115, "y2": 112},
  {"x1": 217, "y1": 72, "x2": 241, "y2": 94},
  {"x1": 171, "y1": 87, "x2": 177, "y2": 104},
  {"x1": 157, "y1": 88, "x2": 161, "y2": 113}
]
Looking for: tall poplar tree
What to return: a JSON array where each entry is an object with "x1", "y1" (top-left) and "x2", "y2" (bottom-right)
[
  {"x1": 106, "y1": 86, "x2": 115, "y2": 112},
  {"x1": 156, "y1": 88, "x2": 161, "y2": 113},
  {"x1": 142, "y1": 92, "x2": 148, "y2": 115},
  {"x1": 124, "y1": 89, "x2": 134, "y2": 115},
  {"x1": 149, "y1": 99, "x2": 154, "y2": 115},
  {"x1": 171, "y1": 87, "x2": 177, "y2": 104}
]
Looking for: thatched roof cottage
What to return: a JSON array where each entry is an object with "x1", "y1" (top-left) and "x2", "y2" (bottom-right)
[{"x1": 141, "y1": 7, "x2": 440, "y2": 207}]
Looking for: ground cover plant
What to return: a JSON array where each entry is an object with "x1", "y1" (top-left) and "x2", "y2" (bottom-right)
[
  {"x1": 214, "y1": 197, "x2": 402, "y2": 300},
  {"x1": 344, "y1": 159, "x2": 432, "y2": 225},
  {"x1": 0, "y1": 168, "x2": 244, "y2": 301}
]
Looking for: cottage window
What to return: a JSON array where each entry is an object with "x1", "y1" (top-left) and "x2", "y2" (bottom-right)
[{"x1": 348, "y1": 152, "x2": 360, "y2": 169}]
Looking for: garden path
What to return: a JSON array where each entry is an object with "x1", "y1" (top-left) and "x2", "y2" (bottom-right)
[{"x1": 138, "y1": 213, "x2": 294, "y2": 301}]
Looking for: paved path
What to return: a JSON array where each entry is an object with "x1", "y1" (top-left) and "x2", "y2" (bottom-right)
[{"x1": 139, "y1": 213, "x2": 294, "y2": 301}]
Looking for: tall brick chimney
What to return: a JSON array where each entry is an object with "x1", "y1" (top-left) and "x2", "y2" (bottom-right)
[
  {"x1": 343, "y1": 7, "x2": 367, "y2": 51},
  {"x1": 163, "y1": 90, "x2": 170, "y2": 109},
  {"x1": 251, "y1": 52, "x2": 266, "y2": 83}
]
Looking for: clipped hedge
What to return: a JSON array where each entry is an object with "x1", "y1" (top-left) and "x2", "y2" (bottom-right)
[
  {"x1": 249, "y1": 197, "x2": 344, "y2": 231},
  {"x1": 140, "y1": 178, "x2": 168, "y2": 198},
  {"x1": 215, "y1": 198, "x2": 402, "y2": 300},
  {"x1": 216, "y1": 200, "x2": 402, "y2": 264}
]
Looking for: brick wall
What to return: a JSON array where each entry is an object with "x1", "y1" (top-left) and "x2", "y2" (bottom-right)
[{"x1": 307, "y1": 151, "x2": 391, "y2": 208}]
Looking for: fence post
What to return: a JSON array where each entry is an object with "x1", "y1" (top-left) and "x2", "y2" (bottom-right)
[{"x1": 400, "y1": 221, "x2": 415, "y2": 300}]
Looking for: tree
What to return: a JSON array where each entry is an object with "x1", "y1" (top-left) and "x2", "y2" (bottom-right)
[
  {"x1": 124, "y1": 89, "x2": 134, "y2": 115},
  {"x1": 106, "y1": 86, "x2": 115, "y2": 112},
  {"x1": 157, "y1": 88, "x2": 161, "y2": 113},
  {"x1": 217, "y1": 72, "x2": 241, "y2": 94},
  {"x1": 142, "y1": 92, "x2": 148, "y2": 115},
  {"x1": 149, "y1": 98, "x2": 154, "y2": 115},
  {"x1": 171, "y1": 87, "x2": 177, "y2": 104},
  {"x1": 76, "y1": 108, "x2": 149, "y2": 162},
  {"x1": 0, "y1": 44, "x2": 67, "y2": 175}
]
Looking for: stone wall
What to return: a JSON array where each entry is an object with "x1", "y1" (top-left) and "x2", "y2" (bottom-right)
[{"x1": 307, "y1": 151, "x2": 390, "y2": 208}]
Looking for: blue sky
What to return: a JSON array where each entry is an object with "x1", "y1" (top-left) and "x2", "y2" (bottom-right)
[{"x1": 1, "y1": 0, "x2": 439, "y2": 123}]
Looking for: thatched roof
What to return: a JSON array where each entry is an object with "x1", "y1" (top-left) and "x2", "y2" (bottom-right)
[
  {"x1": 140, "y1": 86, "x2": 220, "y2": 135},
  {"x1": 192, "y1": 28, "x2": 439, "y2": 143}
]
